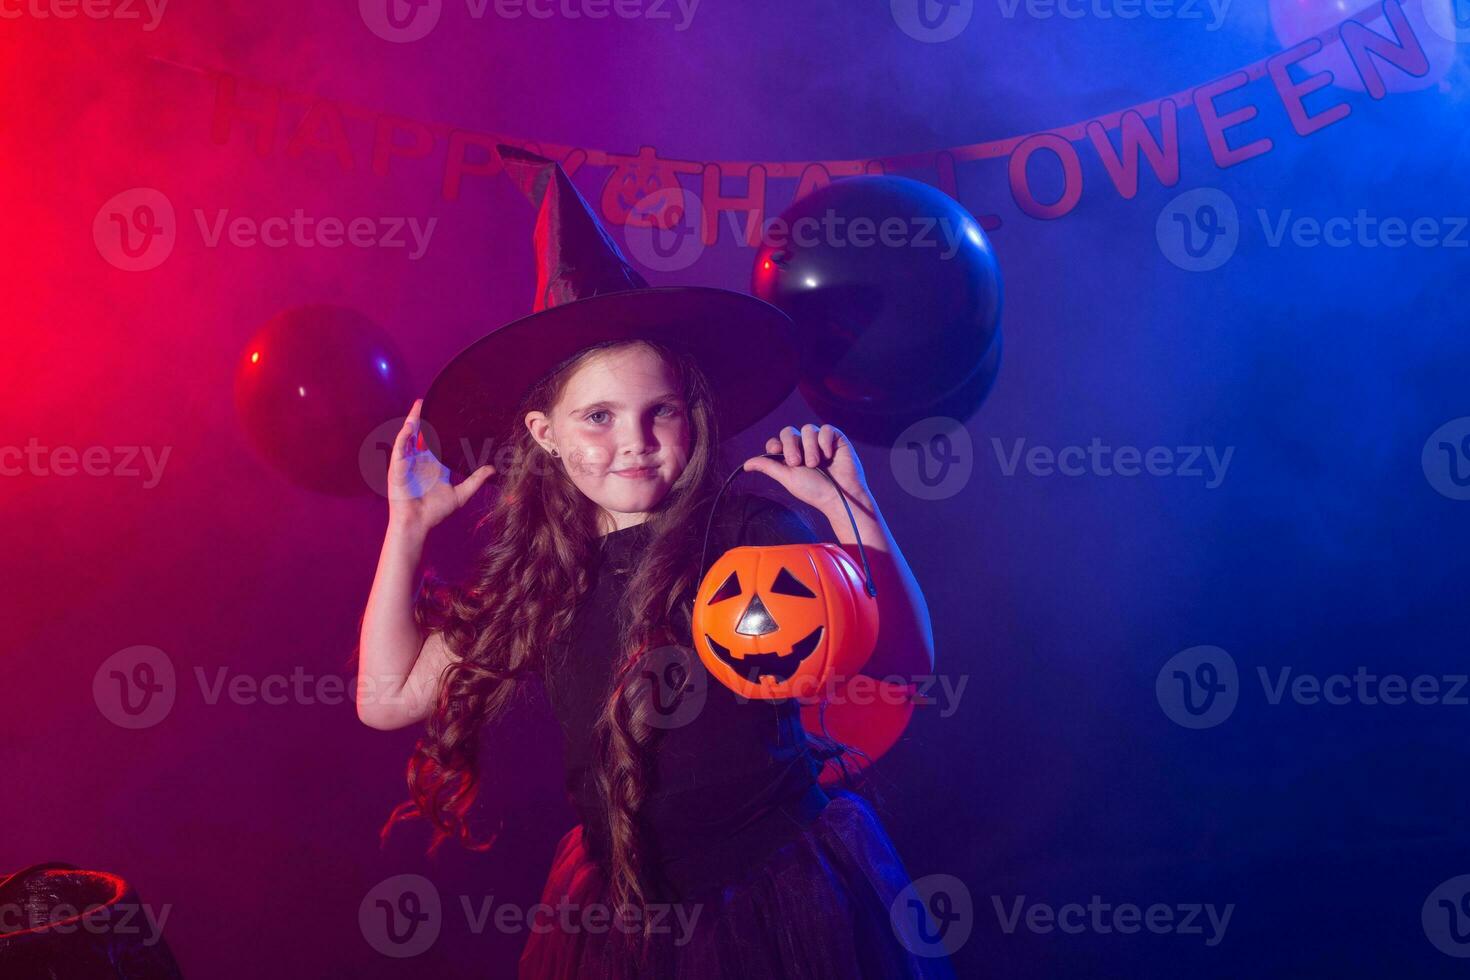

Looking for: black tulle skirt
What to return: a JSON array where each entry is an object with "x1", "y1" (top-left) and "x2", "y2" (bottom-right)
[{"x1": 517, "y1": 788, "x2": 959, "y2": 980}]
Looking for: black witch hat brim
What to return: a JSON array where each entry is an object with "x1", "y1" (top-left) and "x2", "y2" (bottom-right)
[{"x1": 421, "y1": 285, "x2": 799, "y2": 477}]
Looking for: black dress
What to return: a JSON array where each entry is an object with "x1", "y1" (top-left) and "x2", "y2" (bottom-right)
[{"x1": 520, "y1": 491, "x2": 958, "y2": 980}]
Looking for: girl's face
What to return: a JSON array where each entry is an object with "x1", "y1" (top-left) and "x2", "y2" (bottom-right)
[{"x1": 526, "y1": 344, "x2": 693, "y2": 534}]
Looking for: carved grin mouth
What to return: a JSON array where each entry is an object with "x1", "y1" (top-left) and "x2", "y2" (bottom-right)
[{"x1": 703, "y1": 626, "x2": 824, "y2": 683}]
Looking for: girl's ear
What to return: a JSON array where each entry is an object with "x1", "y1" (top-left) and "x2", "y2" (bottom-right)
[{"x1": 524, "y1": 411, "x2": 553, "y2": 453}]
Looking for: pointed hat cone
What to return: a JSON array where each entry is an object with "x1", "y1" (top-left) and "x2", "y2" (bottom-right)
[{"x1": 422, "y1": 145, "x2": 799, "y2": 476}]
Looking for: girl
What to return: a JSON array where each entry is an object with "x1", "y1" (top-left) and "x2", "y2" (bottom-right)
[{"x1": 356, "y1": 146, "x2": 957, "y2": 979}]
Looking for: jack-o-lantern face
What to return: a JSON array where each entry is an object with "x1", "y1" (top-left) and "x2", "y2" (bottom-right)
[{"x1": 692, "y1": 543, "x2": 879, "y2": 701}]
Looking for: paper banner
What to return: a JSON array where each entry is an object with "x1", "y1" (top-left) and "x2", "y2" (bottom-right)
[{"x1": 149, "y1": 0, "x2": 1427, "y2": 245}]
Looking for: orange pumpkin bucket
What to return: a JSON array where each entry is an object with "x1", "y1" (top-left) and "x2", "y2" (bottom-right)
[{"x1": 693, "y1": 454, "x2": 880, "y2": 701}]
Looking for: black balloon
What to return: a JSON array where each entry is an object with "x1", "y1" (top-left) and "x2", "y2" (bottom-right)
[
  {"x1": 234, "y1": 305, "x2": 413, "y2": 496},
  {"x1": 752, "y1": 176, "x2": 1003, "y2": 444}
]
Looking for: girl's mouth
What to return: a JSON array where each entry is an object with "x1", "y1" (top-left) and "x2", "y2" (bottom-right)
[{"x1": 611, "y1": 466, "x2": 659, "y2": 479}]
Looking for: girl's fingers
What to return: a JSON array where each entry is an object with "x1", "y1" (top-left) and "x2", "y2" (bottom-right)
[
  {"x1": 398, "y1": 400, "x2": 424, "y2": 458},
  {"x1": 817, "y1": 424, "x2": 837, "y2": 459},
  {"x1": 781, "y1": 427, "x2": 802, "y2": 465},
  {"x1": 800, "y1": 424, "x2": 821, "y2": 466},
  {"x1": 393, "y1": 414, "x2": 414, "y2": 459},
  {"x1": 454, "y1": 464, "x2": 495, "y2": 504},
  {"x1": 769, "y1": 426, "x2": 846, "y2": 467}
]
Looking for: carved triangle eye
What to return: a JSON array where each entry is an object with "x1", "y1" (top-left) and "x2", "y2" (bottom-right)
[
  {"x1": 770, "y1": 567, "x2": 815, "y2": 598},
  {"x1": 736, "y1": 593, "x2": 780, "y2": 636},
  {"x1": 709, "y1": 569, "x2": 743, "y2": 604}
]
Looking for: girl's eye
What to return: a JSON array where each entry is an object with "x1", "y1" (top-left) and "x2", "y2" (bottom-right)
[{"x1": 585, "y1": 405, "x2": 678, "y2": 424}]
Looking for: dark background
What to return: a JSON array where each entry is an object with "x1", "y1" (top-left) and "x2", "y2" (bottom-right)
[{"x1": 3, "y1": 0, "x2": 1468, "y2": 975}]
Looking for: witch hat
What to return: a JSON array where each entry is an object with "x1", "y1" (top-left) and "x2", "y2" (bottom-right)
[{"x1": 420, "y1": 145, "x2": 800, "y2": 477}]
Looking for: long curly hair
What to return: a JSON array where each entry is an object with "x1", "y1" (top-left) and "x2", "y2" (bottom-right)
[{"x1": 377, "y1": 337, "x2": 862, "y2": 968}]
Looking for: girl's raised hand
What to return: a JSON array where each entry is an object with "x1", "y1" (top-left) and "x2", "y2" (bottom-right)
[
  {"x1": 742, "y1": 423, "x2": 872, "y2": 516},
  {"x1": 386, "y1": 399, "x2": 495, "y2": 533}
]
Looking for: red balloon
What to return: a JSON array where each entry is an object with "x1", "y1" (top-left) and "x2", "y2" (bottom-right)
[
  {"x1": 234, "y1": 305, "x2": 413, "y2": 496},
  {"x1": 753, "y1": 175, "x2": 1003, "y2": 444},
  {"x1": 801, "y1": 678, "x2": 917, "y2": 787}
]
